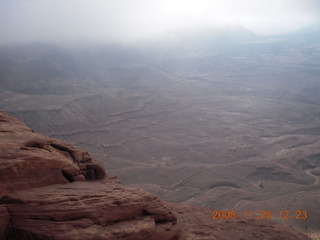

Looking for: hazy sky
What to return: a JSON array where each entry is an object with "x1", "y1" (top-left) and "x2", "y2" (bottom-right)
[{"x1": 0, "y1": 0, "x2": 319, "y2": 44}]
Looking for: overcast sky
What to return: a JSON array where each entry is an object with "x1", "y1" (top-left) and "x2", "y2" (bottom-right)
[{"x1": 0, "y1": 0, "x2": 319, "y2": 44}]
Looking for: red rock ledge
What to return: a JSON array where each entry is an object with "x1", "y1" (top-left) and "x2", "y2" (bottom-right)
[{"x1": 0, "y1": 110, "x2": 311, "y2": 240}]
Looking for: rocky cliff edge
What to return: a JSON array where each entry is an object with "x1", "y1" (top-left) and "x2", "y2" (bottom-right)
[{"x1": 0, "y1": 111, "x2": 311, "y2": 240}]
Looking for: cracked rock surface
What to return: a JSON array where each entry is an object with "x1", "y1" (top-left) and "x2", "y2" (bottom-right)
[{"x1": 2, "y1": 182, "x2": 180, "y2": 240}]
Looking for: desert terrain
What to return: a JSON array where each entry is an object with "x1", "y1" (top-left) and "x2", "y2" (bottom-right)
[{"x1": 1, "y1": 26, "x2": 320, "y2": 237}]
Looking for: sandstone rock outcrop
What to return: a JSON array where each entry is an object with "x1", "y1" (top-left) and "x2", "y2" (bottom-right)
[
  {"x1": 0, "y1": 110, "x2": 181, "y2": 239},
  {"x1": 0, "y1": 110, "x2": 312, "y2": 240},
  {"x1": 0, "y1": 110, "x2": 105, "y2": 196},
  {"x1": 1, "y1": 182, "x2": 180, "y2": 240}
]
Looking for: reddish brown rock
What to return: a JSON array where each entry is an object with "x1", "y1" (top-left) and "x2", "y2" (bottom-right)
[
  {"x1": 2, "y1": 181, "x2": 181, "y2": 240},
  {"x1": 169, "y1": 203, "x2": 311, "y2": 240},
  {"x1": 0, "y1": 110, "x2": 313, "y2": 240},
  {"x1": 0, "y1": 110, "x2": 105, "y2": 196},
  {"x1": 0, "y1": 110, "x2": 181, "y2": 240},
  {"x1": 0, "y1": 205, "x2": 9, "y2": 240}
]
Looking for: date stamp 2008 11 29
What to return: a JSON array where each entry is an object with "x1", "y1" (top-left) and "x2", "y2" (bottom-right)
[{"x1": 212, "y1": 210, "x2": 308, "y2": 220}]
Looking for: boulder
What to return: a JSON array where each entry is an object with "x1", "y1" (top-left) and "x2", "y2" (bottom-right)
[{"x1": 0, "y1": 110, "x2": 105, "y2": 196}]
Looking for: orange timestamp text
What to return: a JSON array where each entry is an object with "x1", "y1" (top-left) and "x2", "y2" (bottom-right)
[{"x1": 212, "y1": 210, "x2": 308, "y2": 220}]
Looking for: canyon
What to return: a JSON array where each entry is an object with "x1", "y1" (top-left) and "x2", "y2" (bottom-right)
[
  {"x1": 0, "y1": 110, "x2": 313, "y2": 239},
  {"x1": 0, "y1": 25, "x2": 320, "y2": 239}
]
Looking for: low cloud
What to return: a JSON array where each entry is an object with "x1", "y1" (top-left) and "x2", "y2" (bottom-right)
[{"x1": 0, "y1": 0, "x2": 319, "y2": 45}]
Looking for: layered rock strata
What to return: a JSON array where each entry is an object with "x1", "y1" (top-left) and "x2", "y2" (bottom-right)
[
  {"x1": 0, "y1": 110, "x2": 311, "y2": 240},
  {"x1": 0, "y1": 110, "x2": 105, "y2": 195},
  {"x1": 0, "y1": 111, "x2": 181, "y2": 239},
  {"x1": 2, "y1": 182, "x2": 180, "y2": 240}
]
